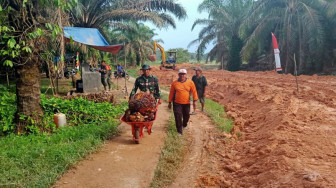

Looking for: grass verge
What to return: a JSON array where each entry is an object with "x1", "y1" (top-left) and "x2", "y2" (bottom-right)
[
  {"x1": 150, "y1": 93, "x2": 186, "y2": 187},
  {"x1": 202, "y1": 99, "x2": 233, "y2": 133},
  {"x1": 126, "y1": 69, "x2": 140, "y2": 78},
  {"x1": 150, "y1": 87, "x2": 232, "y2": 187},
  {"x1": 0, "y1": 121, "x2": 121, "y2": 187},
  {"x1": 150, "y1": 114, "x2": 187, "y2": 188}
]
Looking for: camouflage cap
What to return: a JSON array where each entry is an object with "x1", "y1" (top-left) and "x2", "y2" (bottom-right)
[{"x1": 141, "y1": 64, "x2": 151, "y2": 70}]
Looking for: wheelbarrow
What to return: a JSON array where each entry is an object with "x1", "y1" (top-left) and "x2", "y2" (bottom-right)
[{"x1": 120, "y1": 105, "x2": 159, "y2": 144}]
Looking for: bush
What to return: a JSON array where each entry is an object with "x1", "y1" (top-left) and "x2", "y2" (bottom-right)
[
  {"x1": 0, "y1": 90, "x2": 128, "y2": 187},
  {"x1": 0, "y1": 86, "x2": 128, "y2": 135},
  {"x1": 0, "y1": 87, "x2": 16, "y2": 134}
]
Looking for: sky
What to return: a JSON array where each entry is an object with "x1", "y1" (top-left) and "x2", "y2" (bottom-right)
[{"x1": 147, "y1": 0, "x2": 210, "y2": 53}]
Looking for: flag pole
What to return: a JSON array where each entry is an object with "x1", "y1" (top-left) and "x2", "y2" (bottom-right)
[{"x1": 271, "y1": 32, "x2": 282, "y2": 72}]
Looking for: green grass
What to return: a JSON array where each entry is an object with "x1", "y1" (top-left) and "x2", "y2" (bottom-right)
[
  {"x1": 149, "y1": 96, "x2": 232, "y2": 187},
  {"x1": 0, "y1": 121, "x2": 121, "y2": 187},
  {"x1": 150, "y1": 114, "x2": 187, "y2": 188},
  {"x1": 150, "y1": 92, "x2": 186, "y2": 187},
  {"x1": 202, "y1": 99, "x2": 233, "y2": 133},
  {"x1": 1, "y1": 77, "x2": 73, "y2": 96},
  {"x1": 160, "y1": 92, "x2": 169, "y2": 101},
  {"x1": 126, "y1": 69, "x2": 140, "y2": 78},
  {"x1": 40, "y1": 78, "x2": 73, "y2": 95}
]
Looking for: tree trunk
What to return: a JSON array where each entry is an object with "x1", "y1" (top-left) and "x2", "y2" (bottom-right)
[
  {"x1": 227, "y1": 36, "x2": 243, "y2": 71},
  {"x1": 15, "y1": 58, "x2": 43, "y2": 133}
]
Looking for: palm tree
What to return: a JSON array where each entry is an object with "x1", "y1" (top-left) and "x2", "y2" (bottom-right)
[
  {"x1": 67, "y1": 0, "x2": 187, "y2": 68},
  {"x1": 69, "y1": 0, "x2": 186, "y2": 29},
  {"x1": 189, "y1": 0, "x2": 253, "y2": 71},
  {"x1": 1, "y1": 0, "x2": 67, "y2": 133},
  {"x1": 110, "y1": 22, "x2": 158, "y2": 66},
  {"x1": 1, "y1": 0, "x2": 186, "y2": 133},
  {"x1": 240, "y1": 0, "x2": 330, "y2": 74}
]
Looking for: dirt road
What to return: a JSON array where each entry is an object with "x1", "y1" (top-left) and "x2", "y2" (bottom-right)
[
  {"x1": 54, "y1": 77, "x2": 171, "y2": 188},
  {"x1": 153, "y1": 64, "x2": 336, "y2": 187},
  {"x1": 54, "y1": 72, "x2": 221, "y2": 188},
  {"x1": 168, "y1": 112, "x2": 220, "y2": 188},
  {"x1": 55, "y1": 64, "x2": 336, "y2": 187}
]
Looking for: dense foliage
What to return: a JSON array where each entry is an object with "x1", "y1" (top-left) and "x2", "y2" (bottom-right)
[
  {"x1": 0, "y1": 86, "x2": 128, "y2": 187},
  {"x1": 241, "y1": 0, "x2": 336, "y2": 74},
  {"x1": 190, "y1": 0, "x2": 253, "y2": 70},
  {"x1": 192, "y1": 0, "x2": 336, "y2": 74},
  {"x1": 0, "y1": 0, "x2": 187, "y2": 132},
  {"x1": 0, "y1": 87, "x2": 127, "y2": 135},
  {"x1": 0, "y1": 87, "x2": 16, "y2": 135}
]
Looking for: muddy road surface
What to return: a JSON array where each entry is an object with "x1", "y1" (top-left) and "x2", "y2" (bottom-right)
[
  {"x1": 55, "y1": 64, "x2": 336, "y2": 187},
  {"x1": 152, "y1": 64, "x2": 336, "y2": 187},
  {"x1": 54, "y1": 77, "x2": 171, "y2": 188}
]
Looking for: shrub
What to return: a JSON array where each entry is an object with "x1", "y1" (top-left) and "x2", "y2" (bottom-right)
[{"x1": 0, "y1": 86, "x2": 127, "y2": 135}]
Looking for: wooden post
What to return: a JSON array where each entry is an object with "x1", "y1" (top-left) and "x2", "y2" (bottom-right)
[
  {"x1": 47, "y1": 61, "x2": 56, "y2": 95},
  {"x1": 124, "y1": 43, "x2": 128, "y2": 96},
  {"x1": 56, "y1": 62, "x2": 59, "y2": 95},
  {"x1": 293, "y1": 54, "x2": 299, "y2": 92}
]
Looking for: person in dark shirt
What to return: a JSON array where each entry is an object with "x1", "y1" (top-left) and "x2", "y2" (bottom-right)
[
  {"x1": 99, "y1": 61, "x2": 109, "y2": 91},
  {"x1": 191, "y1": 67, "x2": 208, "y2": 113},
  {"x1": 129, "y1": 64, "x2": 162, "y2": 104}
]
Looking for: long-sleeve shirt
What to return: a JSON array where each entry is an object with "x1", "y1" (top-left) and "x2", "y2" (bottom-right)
[
  {"x1": 130, "y1": 74, "x2": 161, "y2": 100},
  {"x1": 169, "y1": 78, "x2": 198, "y2": 104}
]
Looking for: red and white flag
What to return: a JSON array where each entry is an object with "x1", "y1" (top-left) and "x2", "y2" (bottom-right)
[{"x1": 271, "y1": 32, "x2": 282, "y2": 72}]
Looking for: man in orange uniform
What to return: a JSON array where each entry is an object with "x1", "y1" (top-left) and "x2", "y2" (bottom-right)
[{"x1": 168, "y1": 69, "x2": 198, "y2": 136}]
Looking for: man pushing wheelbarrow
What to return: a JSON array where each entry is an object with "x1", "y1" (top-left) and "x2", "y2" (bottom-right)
[{"x1": 121, "y1": 64, "x2": 162, "y2": 144}]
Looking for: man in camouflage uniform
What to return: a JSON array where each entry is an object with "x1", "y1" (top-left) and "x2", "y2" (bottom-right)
[
  {"x1": 129, "y1": 64, "x2": 162, "y2": 104},
  {"x1": 99, "y1": 61, "x2": 108, "y2": 91}
]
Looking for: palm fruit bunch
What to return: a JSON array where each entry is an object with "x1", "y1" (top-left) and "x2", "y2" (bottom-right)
[{"x1": 125, "y1": 92, "x2": 156, "y2": 122}]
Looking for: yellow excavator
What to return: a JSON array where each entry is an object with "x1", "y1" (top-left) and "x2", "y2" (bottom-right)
[{"x1": 154, "y1": 41, "x2": 176, "y2": 70}]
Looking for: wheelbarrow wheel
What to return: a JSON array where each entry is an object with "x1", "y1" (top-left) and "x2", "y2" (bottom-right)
[{"x1": 134, "y1": 127, "x2": 140, "y2": 144}]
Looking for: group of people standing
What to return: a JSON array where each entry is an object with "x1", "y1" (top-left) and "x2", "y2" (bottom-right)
[
  {"x1": 99, "y1": 61, "x2": 123, "y2": 91},
  {"x1": 130, "y1": 64, "x2": 207, "y2": 136}
]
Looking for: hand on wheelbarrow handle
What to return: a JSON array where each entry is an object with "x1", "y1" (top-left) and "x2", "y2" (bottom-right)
[{"x1": 157, "y1": 98, "x2": 162, "y2": 105}]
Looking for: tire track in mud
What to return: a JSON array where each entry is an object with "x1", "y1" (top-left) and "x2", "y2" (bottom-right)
[{"x1": 168, "y1": 112, "x2": 220, "y2": 188}]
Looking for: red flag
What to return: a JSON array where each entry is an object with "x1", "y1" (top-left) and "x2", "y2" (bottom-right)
[
  {"x1": 271, "y1": 33, "x2": 282, "y2": 72},
  {"x1": 271, "y1": 32, "x2": 279, "y2": 49}
]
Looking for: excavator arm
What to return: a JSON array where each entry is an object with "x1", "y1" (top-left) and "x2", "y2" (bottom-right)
[{"x1": 154, "y1": 41, "x2": 166, "y2": 63}]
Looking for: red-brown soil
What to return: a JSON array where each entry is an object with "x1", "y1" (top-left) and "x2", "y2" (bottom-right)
[{"x1": 151, "y1": 64, "x2": 336, "y2": 187}]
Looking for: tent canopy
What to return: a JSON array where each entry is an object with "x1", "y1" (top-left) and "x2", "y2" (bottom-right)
[{"x1": 64, "y1": 27, "x2": 123, "y2": 54}]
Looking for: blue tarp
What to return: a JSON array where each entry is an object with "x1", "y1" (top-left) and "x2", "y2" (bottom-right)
[{"x1": 63, "y1": 27, "x2": 123, "y2": 54}]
